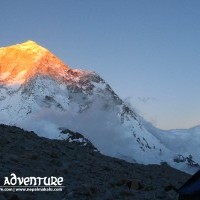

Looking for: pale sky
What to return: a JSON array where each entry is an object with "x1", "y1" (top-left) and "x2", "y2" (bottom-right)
[{"x1": 1, "y1": 0, "x2": 200, "y2": 130}]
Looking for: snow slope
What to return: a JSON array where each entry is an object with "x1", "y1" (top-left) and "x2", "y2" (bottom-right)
[{"x1": 0, "y1": 41, "x2": 198, "y2": 173}]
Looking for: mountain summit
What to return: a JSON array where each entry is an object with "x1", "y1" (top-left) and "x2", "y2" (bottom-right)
[
  {"x1": 0, "y1": 41, "x2": 199, "y2": 174},
  {"x1": 0, "y1": 40, "x2": 70, "y2": 84}
]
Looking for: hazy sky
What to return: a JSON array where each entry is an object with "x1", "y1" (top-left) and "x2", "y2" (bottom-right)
[{"x1": 1, "y1": 0, "x2": 200, "y2": 130}]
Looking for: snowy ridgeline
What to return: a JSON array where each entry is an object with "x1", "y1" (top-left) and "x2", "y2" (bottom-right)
[
  {"x1": 0, "y1": 41, "x2": 199, "y2": 174},
  {"x1": 0, "y1": 72, "x2": 199, "y2": 175}
]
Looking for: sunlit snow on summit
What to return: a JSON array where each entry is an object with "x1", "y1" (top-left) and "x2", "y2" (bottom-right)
[
  {"x1": 0, "y1": 41, "x2": 199, "y2": 174},
  {"x1": 0, "y1": 41, "x2": 70, "y2": 84}
]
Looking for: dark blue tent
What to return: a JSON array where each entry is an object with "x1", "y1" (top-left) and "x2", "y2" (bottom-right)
[{"x1": 178, "y1": 170, "x2": 200, "y2": 200}]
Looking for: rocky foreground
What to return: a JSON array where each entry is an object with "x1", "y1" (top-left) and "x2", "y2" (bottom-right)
[{"x1": 0, "y1": 125, "x2": 190, "y2": 200}]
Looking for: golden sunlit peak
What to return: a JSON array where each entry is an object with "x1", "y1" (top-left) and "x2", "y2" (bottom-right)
[
  {"x1": 23, "y1": 40, "x2": 38, "y2": 44},
  {"x1": 1, "y1": 40, "x2": 42, "y2": 48},
  {"x1": 4, "y1": 40, "x2": 48, "y2": 53},
  {"x1": 19, "y1": 40, "x2": 39, "y2": 45},
  {"x1": 0, "y1": 40, "x2": 70, "y2": 84}
]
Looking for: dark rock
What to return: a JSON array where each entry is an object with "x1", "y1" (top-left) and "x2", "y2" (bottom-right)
[
  {"x1": 126, "y1": 179, "x2": 144, "y2": 190},
  {"x1": 0, "y1": 195, "x2": 7, "y2": 200},
  {"x1": 164, "y1": 184, "x2": 177, "y2": 192},
  {"x1": 9, "y1": 195, "x2": 20, "y2": 200},
  {"x1": 0, "y1": 124, "x2": 190, "y2": 200}
]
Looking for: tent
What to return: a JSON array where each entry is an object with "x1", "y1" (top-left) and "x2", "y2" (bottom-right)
[{"x1": 178, "y1": 170, "x2": 200, "y2": 200}]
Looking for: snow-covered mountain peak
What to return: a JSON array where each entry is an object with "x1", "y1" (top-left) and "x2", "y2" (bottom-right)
[
  {"x1": 0, "y1": 41, "x2": 199, "y2": 174},
  {"x1": 0, "y1": 41, "x2": 70, "y2": 84}
]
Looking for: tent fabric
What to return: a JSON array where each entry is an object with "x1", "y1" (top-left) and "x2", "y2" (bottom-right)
[{"x1": 178, "y1": 170, "x2": 200, "y2": 198}]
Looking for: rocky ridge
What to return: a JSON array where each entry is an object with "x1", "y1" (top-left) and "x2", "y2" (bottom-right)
[{"x1": 0, "y1": 124, "x2": 190, "y2": 200}]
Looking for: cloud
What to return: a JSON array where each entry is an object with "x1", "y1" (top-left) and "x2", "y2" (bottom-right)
[{"x1": 137, "y1": 97, "x2": 157, "y2": 104}]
